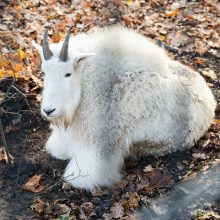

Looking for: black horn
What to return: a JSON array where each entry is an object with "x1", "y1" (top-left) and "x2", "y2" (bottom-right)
[
  {"x1": 59, "y1": 26, "x2": 73, "y2": 62},
  {"x1": 42, "y1": 26, "x2": 53, "y2": 60}
]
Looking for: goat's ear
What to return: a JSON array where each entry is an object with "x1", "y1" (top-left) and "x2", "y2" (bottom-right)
[
  {"x1": 74, "y1": 53, "x2": 95, "y2": 70},
  {"x1": 32, "y1": 40, "x2": 44, "y2": 60}
]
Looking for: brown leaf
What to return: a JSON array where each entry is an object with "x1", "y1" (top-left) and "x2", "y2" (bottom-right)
[
  {"x1": 146, "y1": 168, "x2": 173, "y2": 192},
  {"x1": 5, "y1": 125, "x2": 19, "y2": 133},
  {"x1": 165, "y1": 9, "x2": 179, "y2": 17},
  {"x1": 110, "y1": 202, "x2": 124, "y2": 219},
  {"x1": 91, "y1": 187, "x2": 104, "y2": 196},
  {"x1": 192, "y1": 153, "x2": 208, "y2": 159},
  {"x1": 115, "y1": 179, "x2": 128, "y2": 189},
  {"x1": 12, "y1": 63, "x2": 23, "y2": 73},
  {"x1": 80, "y1": 202, "x2": 95, "y2": 218},
  {"x1": 201, "y1": 69, "x2": 217, "y2": 80},
  {"x1": 143, "y1": 164, "x2": 153, "y2": 173},
  {"x1": 182, "y1": 171, "x2": 197, "y2": 181},
  {"x1": 194, "y1": 57, "x2": 205, "y2": 65},
  {"x1": 19, "y1": 44, "x2": 25, "y2": 61},
  {"x1": 120, "y1": 198, "x2": 130, "y2": 213},
  {"x1": 22, "y1": 175, "x2": 44, "y2": 193},
  {"x1": 51, "y1": 32, "x2": 64, "y2": 43},
  {"x1": 0, "y1": 148, "x2": 8, "y2": 162},
  {"x1": 195, "y1": 39, "x2": 208, "y2": 55},
  {"x1": 137, "y1": 179, "x2": 149, "y2": 190},
  {"x1": 0, "y1": 55, "x2": 10, "y2": 68},
  {"x1": 127, "y1": 192, "x2": 140, "y2": 209},
  {"x1": 54, "y1": 204, "x2": 70, "y2": 215},
  {"x1": 62, "y1": 181, "x2": 72, "y2": 191},
  {"x1": 211, "y1": 159, "x2": 220, "y2": 165},
  {"x1": 84, "y1": 1, "x2": 91, "y2": 8},
  {"x1": 32, "y1": 199, "x2": 45, "y2": 214}
]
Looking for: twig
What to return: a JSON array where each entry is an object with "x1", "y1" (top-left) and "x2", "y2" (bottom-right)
[
  {"x1": 16, "y1": 136, "x2": 27, "y2": 185},
  {"x1": 64, "y1": 152, "x2": 89, "y2": 181},
  {"x1": 33, "y1": 141, "x2": 89, "y2": 191},
  {"x1": 34, "y1": 144, "x2": 62, "y2": 177},
  {"x1": 157, "y1": 39, "x2": 179, "y2": 53},
  {"x1": 47, "y1": 153, "x2": 89, "y2": 191},
  {"x1": 11, "y1": 85, "x2": 32, "y2": 111},
  {"x1": 0, "y1": 108, "x2": 12, "y2": 164},
  {"x1": 46, "y1": 177, "x2": 65, "y2": 190},
  {"x1": 5, "y1": 76, "x2": 17, "y2": 98},
  {"x1": 2, "y1": 109, "x2": 35, "y2": 117}
]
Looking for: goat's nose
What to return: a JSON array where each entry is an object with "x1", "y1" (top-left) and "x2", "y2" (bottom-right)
[{"x1": 43, "y1": 108, "x2": 56, "y2": 116}]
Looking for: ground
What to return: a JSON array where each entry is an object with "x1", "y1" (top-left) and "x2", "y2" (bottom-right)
[{"x1": 0, "y1": 0, "x2": 219, "y2": 219}]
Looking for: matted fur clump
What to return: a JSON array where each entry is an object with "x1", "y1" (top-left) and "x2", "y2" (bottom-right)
[{"x1": 32, "y1": 26, "x2": 216, "y2": 189}]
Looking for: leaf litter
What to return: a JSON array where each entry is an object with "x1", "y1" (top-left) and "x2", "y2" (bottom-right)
[{"x1": 0, "y1": 0, "x2": 219, "y2": 219}]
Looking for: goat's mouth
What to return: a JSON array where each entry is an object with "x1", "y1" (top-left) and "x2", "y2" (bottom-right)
[
  {"x1": 47, "y1": 115, "x2": 58, "y2": 120},
  {"x1": 48, "y1": 113, "x2": 72, "y2": 129},
  {"x1": 42, "y1": 113, "x2": 59, "y2": 120},
  {"x1": 41, "y1": 108, "x2": 60, "y2": 120},
  {"x1": 45, "y1": 113, "x2": 62, "y2": 121}
]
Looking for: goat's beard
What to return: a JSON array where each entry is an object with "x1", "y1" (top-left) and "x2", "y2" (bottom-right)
[
  {"x1": 49, "y1": 112, "x2": 74, "y2": 129},
  {"x1": 45, "y1": 95, "x2": 80, "y2": 129}
]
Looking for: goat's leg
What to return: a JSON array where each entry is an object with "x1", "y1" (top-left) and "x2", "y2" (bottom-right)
[
  {"x1": 45, "y1": 128, "x2": 73, "y2": 160},
  {"x1": 64, "y1": 147, "x2": 124, "y2": 189}
]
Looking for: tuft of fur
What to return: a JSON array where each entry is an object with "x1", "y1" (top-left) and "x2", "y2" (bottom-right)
[{"x1": 33, "y1": 26, "x2": 216, "y2": 189}]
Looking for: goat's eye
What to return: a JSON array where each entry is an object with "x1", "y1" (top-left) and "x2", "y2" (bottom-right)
[{"x1": 65, "y1": 73, "x2": 72, "y2": 77}]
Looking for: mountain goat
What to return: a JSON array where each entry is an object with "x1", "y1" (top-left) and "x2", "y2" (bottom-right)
[{"x1": 32, "y1": 26, "x2": 216, "y2": 189}]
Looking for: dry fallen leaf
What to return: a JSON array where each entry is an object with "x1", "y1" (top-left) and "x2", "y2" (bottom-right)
[
  {"x1": 143, "y1": 164, "x2": 153, "y2": 173},
  {"x1": 62, "y1": 181, "x2": 72, "y2": 191},
  {"x1": 201, "y1": 69, "x2": 217, "y2": 81},
  {"x1": 127, "y1": 192, "x2": 140, "y2": 209},
  {"x1": 211, "y1": 158, "x2": 220, "y2": 165},
  {"x1": 32, "y1": 198, "x2": 45, "y2": 214},
  {"x1": 201, "y1": 139, "x2": 210, "y2": 148},
  {"x1": 165, "y1": 9, "x2": 179, "y2": 17},
  {"x1": 192, "y1": 153, "x2": 207, "y2": 159},
  {"x1": 194, "y1": 57, "x2": 205, "y2": 65},
  {"x1": 19, "y1": 44, "x2": 25, "y2": 61},
  {"x1": 22, "y1": 175, "x2": 44, "y2": 193},
  {"x1": 146, "y1": 168, "x2": 173, "y2": 192},
  {"x1": 0, "y1": 148, "x2": 8, "y2": 162},
  {"x1": 195, "y1": 39, "x2": 208, "y2": 55},
  {"x1": 12, "y1": 63, "x2": 23, "y2": 73},
  {"x1": 182, "y1": 171, "x2": 197, "y2": 181},
  {"x1": 54, "y1": 204, "x2": 70, "y2": 215},
  {"x1": 80, "y1": 202, "x2": 95, "y2": 219},
  {"x1": 137, "y1": 178, "x2": 149, "y2": 190},
  {"x1": 192, "y1": 210, "x2": 220, "y2": 219},
  {"x1": 110, "y1": 202, "x2": 124, "y2": 219},
  {"x1": 115, "y1": 179, "x2": 128, "y2": 189},
  {"x1": 91, "y1": 187, "x2": 104, "y2": 196}
]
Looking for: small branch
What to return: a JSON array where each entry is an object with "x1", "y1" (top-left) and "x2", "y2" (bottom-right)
[
  {"x1": 157, "y1": 40, "x2": 179, "y2": 53},
  {"x1": 2, "y1": 109, "x2": 34, "y2": 117},
  {"x1": 34, "y1": 144, "x2": 62, "y2": 178},
  {"x1": 47, "y1": 153, "x2": 89, "y2": 191},
  {"x1": 0, "y1": 108, "x2": 13, "y2": 164},
  {"x1": 11, "y1": 85, "x2": 32, "y2": 111},
  {"x1": 5, "y1": 76, "x2": 16, "y2": 98},
  {"x1": 16, "y1": 136, "x2": 27, "y2": 184}
]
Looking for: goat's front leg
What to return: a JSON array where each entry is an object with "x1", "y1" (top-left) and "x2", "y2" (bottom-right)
[
  {"x1": 63, "y1": 146, "x2": 124, "y2": 189},
  {"x1": 45, "y1": 127, "x2": 73, "y2": 160}
]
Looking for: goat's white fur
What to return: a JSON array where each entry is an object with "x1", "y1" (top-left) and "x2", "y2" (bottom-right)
[{"x1": 33, "y1": 26, "x2": 216, "y2": 189}]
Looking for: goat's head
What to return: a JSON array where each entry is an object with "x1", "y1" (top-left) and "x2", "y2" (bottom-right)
[{"x1": 32, "y1": 27, "x2": 94, "y2": 126}]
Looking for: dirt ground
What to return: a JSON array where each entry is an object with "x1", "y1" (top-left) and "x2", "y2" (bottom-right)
[{"x1": 0, "y1": 0, "x2": 219, "y2": 219}]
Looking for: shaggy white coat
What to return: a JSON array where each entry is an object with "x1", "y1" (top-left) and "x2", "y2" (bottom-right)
[{"x1": 33, "y1": 26, "x2": 216, "y2": 189}]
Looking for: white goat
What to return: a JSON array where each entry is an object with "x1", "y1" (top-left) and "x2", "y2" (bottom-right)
[{"x1": 32, "y1": 26, "x2": 216, "y2": 189}]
